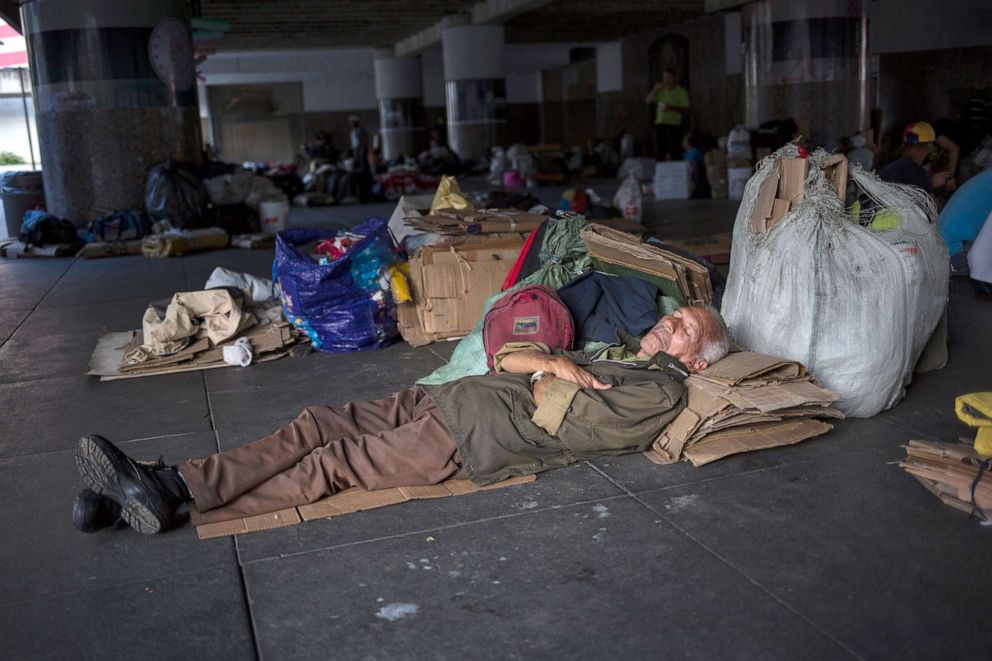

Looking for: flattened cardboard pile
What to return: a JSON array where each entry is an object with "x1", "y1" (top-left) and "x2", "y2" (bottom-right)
[
  {"x1": 397, "y1": 234, "x2": 525, "y2": 346},
  {"x1": 646, "y1": 351, "x2": 842, "y2": 467},
  {"x1": 195, "y1": 475, "x2": 536, "y2": 539},
  {"x1": 405, "y1": 207, "x2": 547, "y2": 235},
  {"x1": 87, "y1": 320, "x2": 307, "y2": 381},
  {"x1": 899, "y1": 440, "x2": 992, "y2": 519},
  {"x1": 0, "y1": 238, "x2": 77, "y2": 258},
  {"x1": 666, "y1": 232, "x2": 733, "y2": 265},
  {"x1": 580, "y1": 223, "x2": 713, "y2": 305}
]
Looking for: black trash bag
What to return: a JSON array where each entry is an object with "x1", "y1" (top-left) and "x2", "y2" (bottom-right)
[
  {"x1": 267, "y1": 172, "x2": 305, "y2": 199},
  {"x1": 208, "y1": 203, "x2": 260, "y2": 235},
  {"x1": 144, "y1": 161, "x2": 209, "y2": 229},
  {"x1": 19, "y1": 210, "x2": 80, "y2": 246}
]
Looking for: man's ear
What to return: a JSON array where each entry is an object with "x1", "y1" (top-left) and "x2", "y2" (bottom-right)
[{"x1": 686, "y1": 357, "x2": 708, "y2": 373}]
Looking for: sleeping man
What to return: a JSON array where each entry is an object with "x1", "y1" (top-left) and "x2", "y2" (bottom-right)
[{"x1": 73, "y1": 304, "x2": 730, "y2": 534}]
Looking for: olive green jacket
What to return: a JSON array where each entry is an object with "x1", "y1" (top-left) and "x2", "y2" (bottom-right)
[{"x1": 426, "y1": 340, "x2": 687, "y2": 485}]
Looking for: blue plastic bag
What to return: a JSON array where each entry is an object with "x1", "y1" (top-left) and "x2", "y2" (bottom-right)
[{"x1": 273, "y1": 218, "x2": 398, "y2": 352}]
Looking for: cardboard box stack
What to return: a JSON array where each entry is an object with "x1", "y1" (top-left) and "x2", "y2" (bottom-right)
[
  {"x1": 580, "y1": 223, "x2": 713, "y2": 305},
  {"x1": 397, "y1": 234, "x2": 526, "y2": 346},
  {"x1": 404, "y1": 208, "x2": 546, "y2": 235},
  {"x1": 899, "y1": 440, "x2": 992, "y2": 518},
  {"x1": 647, "y1": 351, "x2": 842, "y2": 467},
  {"x1": 654, "y1": 161, "x2": 693, "y2": 200}
]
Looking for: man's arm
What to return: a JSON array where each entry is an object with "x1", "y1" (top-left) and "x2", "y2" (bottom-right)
[
  {"x1": 500, "y1": 351, "x2": 611, "y2": 391},
  {"x1": 645, "y1": 82, "x2": 661, "y2": 104}
]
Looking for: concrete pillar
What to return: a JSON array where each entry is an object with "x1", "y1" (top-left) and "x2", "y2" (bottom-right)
[
  {"x1": 374, "y1": 53, "x2": 425, "y2": 161},
  {"x1": 743, "y1": 0, "x2": 868, "y2": 150},
  {"x1": 21, "y1": 0, "x2": 201, "y2": 224},
  {"x1": 442, "y1": 23, "x2": 507, "y2": 162}
]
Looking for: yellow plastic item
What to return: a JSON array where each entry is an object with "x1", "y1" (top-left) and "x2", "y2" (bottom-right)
[
  {"x1": 430, "y1": 175, "x2": 473, "y2": 213},
  {"x1": 390, "y1": 263, "x2": 412, "y2": 303},
  {"x1": 955, "y1": 392, "x2": 992, "y2": 455},
  {"x1": 868, "y1": 208, "x2": 901, "y2": 232}
]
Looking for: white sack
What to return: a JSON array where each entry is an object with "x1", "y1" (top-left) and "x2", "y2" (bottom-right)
[
  {"x1": 205, "y1": 266, "x2": 274, "y2": 304},
  {"x1": 721, "y1": 146, "x2": 948, "y2": 417}
]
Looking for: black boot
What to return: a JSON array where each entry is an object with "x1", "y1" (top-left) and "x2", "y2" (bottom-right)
[
  {"x1": 75, "y1": 435, "x2": 191, "y2": 535},
  {"x1": 72, "y1": 488, "x2": 122, "y2": 533}
]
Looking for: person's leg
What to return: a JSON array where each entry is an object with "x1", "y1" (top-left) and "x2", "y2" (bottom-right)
[
  {"x1": 179, "y1": 387, "x2": 429, "y2": 512},
  {"x1": 191, "y1": 401, "x2": 463, "y2": 524},
  {"x1": 655, "y1": 124, "x2": 665, "y2": 160}
]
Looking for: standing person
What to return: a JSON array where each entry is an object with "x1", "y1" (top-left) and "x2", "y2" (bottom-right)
[
  {"x1": 645, "y1": 69, "x2": 690, "y2": 161},
  {"x1": 348, "y1": 115, "x2": 369, "y2": 171}
]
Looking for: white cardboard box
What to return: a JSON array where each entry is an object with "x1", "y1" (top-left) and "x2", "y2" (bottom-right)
[
  {"x1": 654, "y1": 161, "x2": 693, "y2": 200},
  {"x1": 728, "y1": 167, "x2": 754, "y2": 201}
]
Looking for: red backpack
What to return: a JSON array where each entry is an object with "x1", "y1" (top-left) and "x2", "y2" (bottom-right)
[{"x1": 483, "y1": 285, "x2": 575, "y2": 372}]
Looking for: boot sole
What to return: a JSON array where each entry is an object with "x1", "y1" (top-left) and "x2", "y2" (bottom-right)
[{"x1": 75, "y1": 436, "x2": 164, "y2": 535}]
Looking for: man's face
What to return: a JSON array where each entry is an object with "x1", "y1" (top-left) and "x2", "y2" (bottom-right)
[
  {"x1": 638, "y1": 306, "x2": 718, "y2": 372},
  {"x1": 662, "y1": 71, "x2": 677, "y2": 88}
]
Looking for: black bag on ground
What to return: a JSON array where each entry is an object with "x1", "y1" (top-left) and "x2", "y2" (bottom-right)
[
  {"x1": 208, "y1": 203, "x2": 260, "y2": 235},
  {"x1": 19, "y1": 210, "x2": 80, "y2": 246},
  {"x1": 144, "y1": 161, "x2": 209, "y2": 229}
]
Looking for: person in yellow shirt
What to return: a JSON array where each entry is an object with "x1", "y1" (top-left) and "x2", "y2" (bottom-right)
[{"x1": 646, "y1": 69, "x2": 690, "y2": 160}]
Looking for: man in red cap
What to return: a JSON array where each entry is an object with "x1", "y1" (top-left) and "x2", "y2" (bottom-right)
[{"x1": 878, "y1": 122, "x2": 951, "y2": 193}]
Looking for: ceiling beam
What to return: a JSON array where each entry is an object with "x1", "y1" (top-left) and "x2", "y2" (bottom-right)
[
  {"x1": 395, "y1": 0, "x2": 550, "y2": 56},
  {"x1": 0, "y1": 0, "x2": 21, "y2": 33}
]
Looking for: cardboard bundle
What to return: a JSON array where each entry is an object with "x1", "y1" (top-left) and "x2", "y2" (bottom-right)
[
  {"x1": 647, "y1": 351, "x2": 842, "y2": 467},
  {"x1": 580, "y1": 223, "x2": 713, "y2": 305},
  {"x1": 899, "y1": 440, "x2": 992, "y2": 518},
  {"x1": 397, "y1": 234, "x2": 525, "y2": 346},
  {"x1": 747, "y1": 154, "x2": 848, "y2": 234},
  {"x1": 141, "y1": 227, "x2": 229, "y2": 257},
  {"x1": 87, "y1": 319, "x2": 308, "y2": 381},
  {"x1": 406, "y1": 207, "x2": 546, "y2": 235}
]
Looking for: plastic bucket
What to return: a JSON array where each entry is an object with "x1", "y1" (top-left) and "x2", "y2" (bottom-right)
[
  {"x1": 259, "y1": 197, "x2": 290, "y2": 234},
  {"x1": 1, "y1": 171, "x2": 45, "y2": 239}
]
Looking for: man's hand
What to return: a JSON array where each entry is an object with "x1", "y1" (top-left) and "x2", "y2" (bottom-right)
[
  {"x1": 547, "y1": 356, "x2": 611, "y2": 390},
  {"x1": 932, "y1": 171, "x2": 951, "y2": 189}
]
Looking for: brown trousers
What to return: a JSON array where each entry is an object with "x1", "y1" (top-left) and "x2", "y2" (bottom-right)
[{"x1": 179, "y1": 387, "x2": 464, "y2": 524}]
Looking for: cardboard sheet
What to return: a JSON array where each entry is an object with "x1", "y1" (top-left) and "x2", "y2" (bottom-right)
[
  {"x1": 581, "y1": 224, "x2": 713, "y2": 305},
  {"x1": 666, "y1": 233, "x2": 733, "y2": 265},
  {"x1": 398, "y1": 235, "x2": 524, "y2": 344},
  {"x1": 195, "y1": 475, "x2": 537, "y2": 539},
  {"x1": 682, "y1": 418, "x2": 833, "y2": 467},
  {"x1": 695, "y1": 351, "x2": 805, "y2": 385}
]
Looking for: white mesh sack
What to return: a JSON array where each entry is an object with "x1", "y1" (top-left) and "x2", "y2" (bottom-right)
[{"x1": 722, "y1": 146, "x2": 948, "y2": 417}]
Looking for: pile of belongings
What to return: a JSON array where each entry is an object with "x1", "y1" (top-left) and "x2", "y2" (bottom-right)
[
  {"x1": 722, "y1": 145, "x2": 947, "y2": 418},
  {"x1": 581, "y1": 223, "x2": 713, "y2": 305},
  {"x1": 87, "y1": 269, "x2": 309, "y2": 380},
  {"x1": 647, "y1": 351, "x2": 842, "y2": 467}
]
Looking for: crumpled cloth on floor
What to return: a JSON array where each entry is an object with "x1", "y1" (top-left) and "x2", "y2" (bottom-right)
[{"x1": 126, "y1": 289, "x2": 257, "y2": 363}]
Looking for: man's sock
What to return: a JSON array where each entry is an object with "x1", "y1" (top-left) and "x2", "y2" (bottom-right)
[{"x1": 157, "y1": 465, "x2": 193, "y2": 502}]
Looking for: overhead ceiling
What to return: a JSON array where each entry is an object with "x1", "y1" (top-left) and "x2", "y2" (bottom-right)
[
  {"x1": 198, "y1": 0, "x2": 706, "y2": 51},
  {"x1": 504, "y1": 0, "x2": 704, "y2": 42},
  {"x1": 198, "y1": 0, "x2": 479, "y2": 50}
]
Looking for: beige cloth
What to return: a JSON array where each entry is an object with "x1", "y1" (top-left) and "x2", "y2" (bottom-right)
[{"x1": 127, "y1": 289, "x2": 257, "y2": 362}]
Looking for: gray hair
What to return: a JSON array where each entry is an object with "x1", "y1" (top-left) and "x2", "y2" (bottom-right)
[{"x1": 695, "y1": 304, "x2": 730, "y2": 365}]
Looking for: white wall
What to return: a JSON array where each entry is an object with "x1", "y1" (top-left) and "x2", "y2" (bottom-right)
[
  {"x1": 199, "y1": 49, "x2": 378, "y2": 112},
  {"x1": 876, "y1": 0, "x2": 992, "y2": 53}
]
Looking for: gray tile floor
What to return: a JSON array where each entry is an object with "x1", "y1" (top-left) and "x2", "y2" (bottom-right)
[{"x1": 1, "y1": 191, "x2": 989, "y2": 660}]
